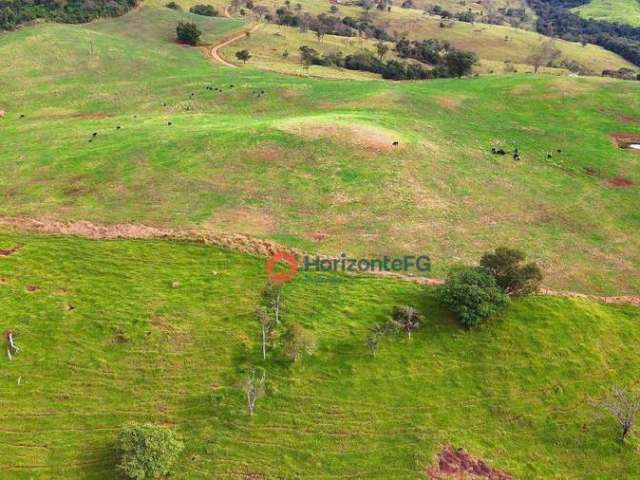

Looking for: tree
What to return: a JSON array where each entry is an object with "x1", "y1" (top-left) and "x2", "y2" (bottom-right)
[
  {"x1": 376, "y1": 40, "x2": 389, "y2": 60},
  {"x1": 262, "y1": 282, "x2": 283, "y2": 325},
  {"x1": 440, "y1": 266, "x2": 508, "y2": 328},
  {"x1": 526, "y1": 39, "x2": 561, "y2": 73},
  {"x1": 189, "y1": 4, "x2": 219, "y2": 16},
  {"x1": 283, "y1": 324, "x2": 315, "y2": 361},
  {"x1": 235, "y1": 49, "x2": 252, "y2": 63},
  {"x1": 176, "y1": 21, "x2": 202, "y2": 45},
  {"x1": 252, "y1": 5, "x2": 269, "y2": 19},
  {"x1": 165, "y1": 1, "x2": 180, "y2": 10},
  {"x1": 443, "y1": 50, "x2": 478, "y2": 77},
  {"x1": 480, "y1": 247, "x2": 543, "y2": 295},
  {"x1": 387, "y1": 305, "x2": 422, "y2": 339},
  {"x1": 598, "y1": 386, "x2": 640, "y2": 442},
  {"x1": 241, "y1": 367, "x2": 266, "y2": 415},
  {"x1": 256, "y1": 307, "x2": 275, "y2": 360},
  {"x1": 117, "y1": 423, "x2": 184, "y2": 480},
  {"x1": 367, "y1": 323, "x2": 386, "y2": 357}
]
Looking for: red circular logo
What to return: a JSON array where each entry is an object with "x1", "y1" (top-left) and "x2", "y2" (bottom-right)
[{"x1": 265, "y1": 251, "x2": 299, "y2": 284}]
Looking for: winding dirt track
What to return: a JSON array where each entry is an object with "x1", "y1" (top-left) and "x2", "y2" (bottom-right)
[
  {"x1": 1, "y1": 216, "x2": 639, "y2": 306},
  {"x1": 208, "y1": 16, "x2": 262, "y2": 68}
]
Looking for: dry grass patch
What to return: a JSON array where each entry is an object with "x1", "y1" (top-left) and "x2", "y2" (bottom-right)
[{"x1": 276, "y1": 117, "x2": 402, "y2": 152}]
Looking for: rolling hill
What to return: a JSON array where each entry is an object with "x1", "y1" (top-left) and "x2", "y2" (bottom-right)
[
  {"x1": 1, "y1": 231, "x2": 639, "y2": 479},
  {"x1": 572, "y1": 0, "x2": 640, "y2": 27}
]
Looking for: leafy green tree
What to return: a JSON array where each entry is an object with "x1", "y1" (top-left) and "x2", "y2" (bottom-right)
[
  {"x1": 480, "y1": 247, "x2": 543, "y2": 295},
  {"x1": 443, "y1": 50, "x2": 477, "y2": 77},
  {"x1": 176, "y1": 21, "x2": 202, "y2": 45},
  {"x1": 235, "y1": 49, "x2": 252, "y2": 63},
  {"x1": 440, "y1": 267, "x2": 508, "y2": 328},
  {"x1": 165, "y1": 1, "x2": 180, "y2": 9},
  {"x1": 117, "y1": 423, "x2": 184, "y2": 480},
  {"x1": 189, "y1": 4, "x2": 219, "y2": 16}
]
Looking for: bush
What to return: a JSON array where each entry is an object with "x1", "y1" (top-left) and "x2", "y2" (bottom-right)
[
  {"x1": 480, "y1": 247, "x2": 543, "y2": 295},
  {"x1": 117, "y1": 422, "x2": 184, "y2": 480},
  {"x1": 165, "y1": 1, "x2": 180, "y2": 9},
  {"x1": 176, "y1": 21, "x2": 201, "y2": 45},
  {"x1": 440, "y1": 267, "x2": 508, "y2": 328},
  {"x1": 189, "y1": 4, "x2": 219, "y2": 16},
  {"x1": 283, "y1": 324, "x2": 316, "y2": 361}
]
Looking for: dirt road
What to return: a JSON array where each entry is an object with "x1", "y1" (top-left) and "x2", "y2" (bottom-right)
[{"x1": 208, "y1": 22, "x2": 262, "y2": 68}]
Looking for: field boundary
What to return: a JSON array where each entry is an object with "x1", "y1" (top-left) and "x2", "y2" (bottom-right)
[{"x1": 1, "y1": 216, "x2": 639, "y2": 306}]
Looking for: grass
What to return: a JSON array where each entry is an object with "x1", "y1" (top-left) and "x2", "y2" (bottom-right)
[
  {"x1": 2, "y1": 5, "x2": 640, "y2": 295},
  {"x1": 573, "y1": 0, "x2": 640, "y2": 27},
  {"x1": 0, "y1": 231, "x2": 639, "y2": 479}
]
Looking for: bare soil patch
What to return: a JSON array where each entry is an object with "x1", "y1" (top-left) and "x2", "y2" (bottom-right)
[
  {"x1": 609, "y1": 133, "x2": 640, "y2": 152},
  {"x1": 0, "y1": 245, "x2": 21, "y2": 256},
  {"x1": 426, "y1": 445, "x2": 512, "y2": 480},
  {"x1": 607, "y1": 176, "x2": 635, "y2": 188}
]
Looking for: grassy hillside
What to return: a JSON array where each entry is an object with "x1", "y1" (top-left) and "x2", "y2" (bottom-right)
[
  {"x1": 1, "y1": 232, "x2": 639, "y2": 479},
  {"x1": 573, "y1": 0, "x2": 640, "y2": 27},
  {"x1": 1, "y1": 4, "x2": 640, "y2": 295}
]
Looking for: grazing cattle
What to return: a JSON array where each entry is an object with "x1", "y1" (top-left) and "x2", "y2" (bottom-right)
[
  {"x1": 495, "y1": 149, "x2": 506, "y2": 155},
  {"x1": 116, "y1": 126, "x2": 121, "y2": 130},
  {"x1": 92, "y1": 132, "x2": 98, "y2": 137},
  {"x1": 392, "y1": 141, "x2": 399, "y2": 147},
  {"x1": 557, "y1": 149, "x2": 562, "y2": 153},
  {"x1": 168, "y1": 121, "x2": 172, "y2": 126},
  {"x1": 20, "y1": 114, "x2": 25, "y2": 118},
  {"x1": 547, "y1": 152, "x2": 553, "y2": 159},
  {"x1": 513, "y1": 153, "x2": 520, "y2": 161}
]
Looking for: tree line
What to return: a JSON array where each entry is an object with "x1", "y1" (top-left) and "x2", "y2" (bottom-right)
[
  {"x1": 528, "y1": 0, "x2": 640, "y2": 66},
  {"x1": 0, "y1": 0, "x2": 137, "y2": 31}
]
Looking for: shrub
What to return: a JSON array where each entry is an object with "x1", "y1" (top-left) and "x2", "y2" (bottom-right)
[
  {"x1": 117, "y1": 422, "x2": 184, "y2": 480},
  {"x1": 165, "y1": 1, "x2": 180, "y2": 9},
  {"x1": 189, "y1": 4, "x2": 219, "y2": 16},
  {"x1": 388, "y1": 305, "x2": 422, "y2": 339},
  {"x1": 440, "y1": 266, "x2": 508, "y2": 328},
  {"x1": 176, "y1": 21, "x2": 202, "y2": 45},
  {"x1": 283, "y1": 324, "x2": 315, "y2": 361},
  {"x1": 480, "y1": 247, "x2": 543, "y2": 295}
]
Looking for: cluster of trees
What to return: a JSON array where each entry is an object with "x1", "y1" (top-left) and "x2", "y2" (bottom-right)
[
  {"x1": 395, "y1": 38, "x2": 478, "y2": 76},
  {"x1": 0, "y1": 0, "x2": 137, "y2": 31},
  {"x1": 298, "y1": 44, "x2": 476, "y2": 80},
  {"x1": 189, "y1": 4, "x2": 218, "y2": 16},
  {"x1": 527, "y1": 0, "x2": 640, "y2": 66},
  {"x1": 440, "y1": 247, "x2": 543, "y2": 328},
  {"x1": 267, "y1": 7, "x2": 391, "y2": 41}
]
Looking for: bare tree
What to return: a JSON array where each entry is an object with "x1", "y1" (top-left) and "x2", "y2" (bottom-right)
[
  {"x1": 241, "y1": 368, "x2": 266, "y2": 416},
  {"x1": 256, "y1": 307, "x2": 275, "y2": 360},
  {"x1": 598, "y1": 385, "x2": 640, "y2": 442},
  {"x1": 263, "y1": 282, "x2": 283, "y2": 326},
  {"x1": 376, "y1": 40, "x2": 389, "y2": 60},
  {"x1": 526, "y1": 39, "x2": 562, "y2": 73},
  {"x1": 387, "y1": 305, "x2": 422, "y2": 340},
  {"x1": 6, "y1": 331, "x2": 20, "y2": 361}
]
